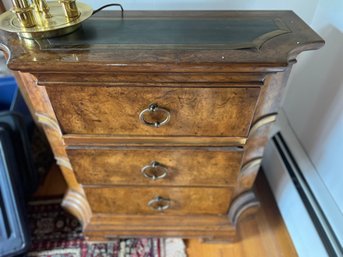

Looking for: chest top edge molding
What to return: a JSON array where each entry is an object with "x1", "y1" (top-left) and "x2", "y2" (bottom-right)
[{"x1": 0, "y1": 11, "x2": 324, "y2": 74}]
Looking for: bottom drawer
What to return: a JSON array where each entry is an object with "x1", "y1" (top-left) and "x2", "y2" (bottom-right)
[{"x1": 84, "y1": 186, "x2": 233, "y2": 215}]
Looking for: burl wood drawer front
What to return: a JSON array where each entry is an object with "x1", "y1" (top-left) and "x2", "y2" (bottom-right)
[
  {"x1": 46, "y1": 86, "x2": 260, "y2": 137},
  {"x1": 68, "y1": 147, "x2": 242, "y2": 187},
  {"x1": 84, "y1": 187, "x2": 232, "y2": 215}
]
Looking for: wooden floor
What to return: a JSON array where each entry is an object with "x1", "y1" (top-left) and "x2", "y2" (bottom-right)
[{"x1": 35, "y1": 166, "x2": 298, "y2": 257}]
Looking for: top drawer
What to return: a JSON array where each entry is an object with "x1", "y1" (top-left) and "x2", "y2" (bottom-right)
[{"x1": 46, "y1": 86, "x2": 259, "y2": 137}]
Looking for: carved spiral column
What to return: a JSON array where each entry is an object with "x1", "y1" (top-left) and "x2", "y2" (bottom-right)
[
  {"x1": 229, "y1": 69, "x2": 292, "y2": 224},
  {"x1": 14, "y1": 71, "x2": 93, "y2": 228}
]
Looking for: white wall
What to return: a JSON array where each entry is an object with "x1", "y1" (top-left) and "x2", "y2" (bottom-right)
[
  {"x1": 3, "y1": 0, "x2": 319, "y2": 22},
  {"x1": 283, "y1": 0, "x2": 343, "y2": 212},
  {"x1": 1, "y1": 0, "x2": 319, "y2": 29},
  {"x1": 82, "y1": 0, "x2": 319, "y2": 24}
]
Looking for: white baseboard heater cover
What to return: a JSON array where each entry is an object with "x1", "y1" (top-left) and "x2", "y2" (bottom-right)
[{"x1": 262, "y1": 110, "x2": 343, "y2": 257}]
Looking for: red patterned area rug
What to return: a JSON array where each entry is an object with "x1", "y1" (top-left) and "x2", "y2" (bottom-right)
[{"x1": 27, "y1": 200, "x2": 186, "y2": 257}]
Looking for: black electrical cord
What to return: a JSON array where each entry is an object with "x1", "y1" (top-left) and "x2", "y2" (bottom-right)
[{"x1": 92, "y1": 3, "x2": 124, "y2": 18}]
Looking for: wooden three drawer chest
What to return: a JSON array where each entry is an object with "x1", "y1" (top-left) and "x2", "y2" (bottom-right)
[{"x1": 0, "y1": 11, "x2": 323, "y2": 241}]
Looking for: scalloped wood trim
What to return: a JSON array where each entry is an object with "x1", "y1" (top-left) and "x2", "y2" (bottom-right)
[
  {"x1": 62, "y1": 189, "x2": 92, "y2": 229},
  {"x1": 241, "y1": 158, "x2": 263, "y2": 176},
  {"x1": 36, "y1": 112, "x2": 62, "y2": 136},
  {"x1": 249, "y1": 113, "x2": 277, "y2": 136},
  {"x1": 235, "y1": 158, "x2": 263, "y2": 195},
  {"x1": 228, "y1": 191, "x2": 260, "y2": 226},
  {"x1": 55, "y1": 157, "x2": 73, "y2": 170}
]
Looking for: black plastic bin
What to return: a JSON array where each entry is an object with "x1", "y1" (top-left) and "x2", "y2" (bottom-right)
[{"x1": 0, "y1": 76, "x2": 36, "y2": 256}]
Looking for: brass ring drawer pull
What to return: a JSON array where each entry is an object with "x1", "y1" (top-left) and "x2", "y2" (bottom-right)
[
  {"x1": 141, "y1": 161, "x2": 168, "y2": 180},
  {"x1": 148, "y1": 196, "x2": 171, "y2": 211},
  {"x1": 139, "y1": 103, "x2": 171, "y2": 128}
]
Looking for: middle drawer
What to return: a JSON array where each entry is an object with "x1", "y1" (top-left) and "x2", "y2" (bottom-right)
[{"x1": 68, "y1": 147, "x2": 243, "y2": 187}]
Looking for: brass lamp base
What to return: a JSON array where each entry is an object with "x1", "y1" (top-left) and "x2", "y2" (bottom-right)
[{"x1": 0, "y1": 1, "x2": 92, "y2": 39}]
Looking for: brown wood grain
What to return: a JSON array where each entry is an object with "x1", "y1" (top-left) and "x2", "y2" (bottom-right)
[
  {"x1": 64, "y1": 135, "x2": 247, "y2": 147},
  {"x1": 88, "y1": 213, "x2": 231, "y2": 227},
  {"x1": 35, "y1": 165, "x2": 298, "y2": 253},
  {"x1": 0, "y1": 11, "x2": 323, "y2": 242},
  {"x1": 87, "y1": 230, "x2": 236, "y2": 241},
  {"x1": 35, "y1": 72, "x2": 266, "y2": 85},
  {"x1": 46, "y1": 86, "x2": 260, "y2": 137},
  {"x1": 68, "y1": 147, "x2": 242, "y2": 187},
  {"x1": 0, "y1": 12, "x2": 324, "y2": 74},
  {"x1": 236, "y1": 69, "x2": 293, "y2": 196},
  {"x1": 84, "y1": 186, "x2": 233, "y2": 215},
  {"x1": 14, "y1": 73, "x2": 83, "y2": 192},
  {"x1": 252, "y1": 69, "x2": 292, "y2": 124}
]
